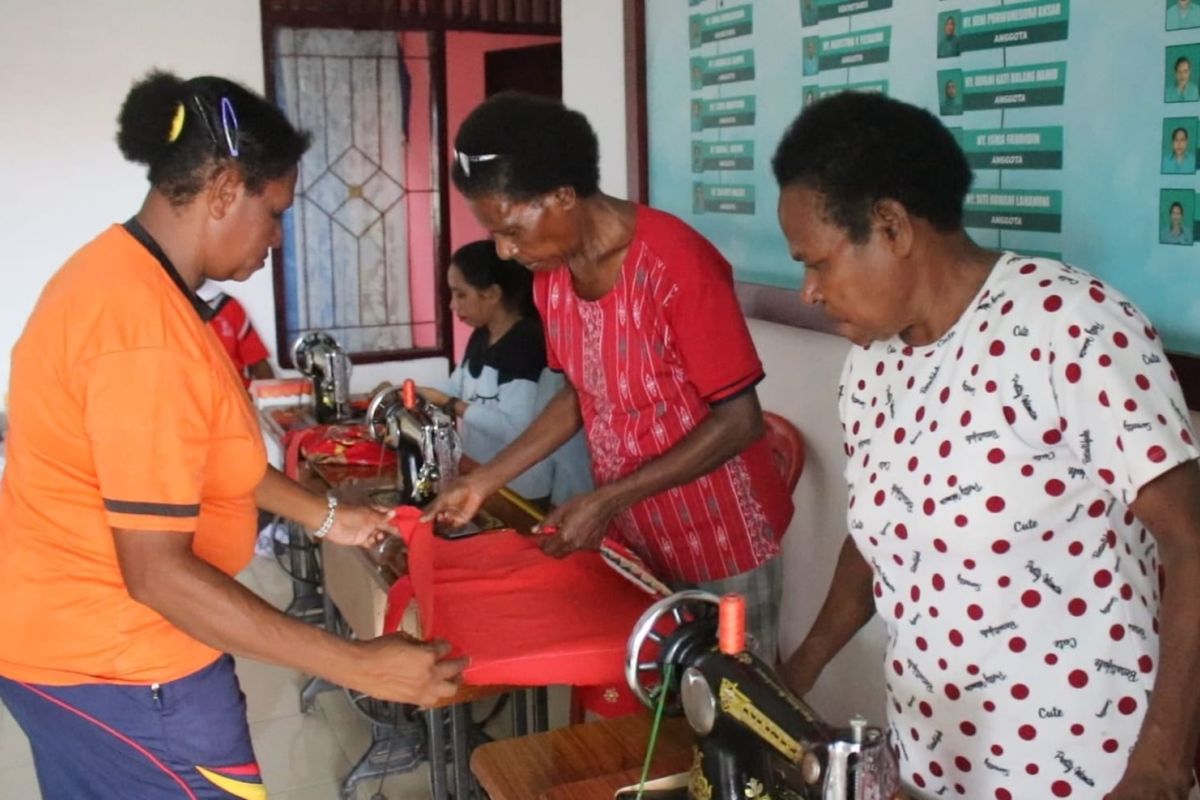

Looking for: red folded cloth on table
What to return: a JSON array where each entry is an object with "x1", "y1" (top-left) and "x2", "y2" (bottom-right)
[
  {"x1": 382, "y1": 507, "x2": 657, "y2": 691},
  {"x1": 283, "y1": 424, "x2": 396, "y2": 480}
]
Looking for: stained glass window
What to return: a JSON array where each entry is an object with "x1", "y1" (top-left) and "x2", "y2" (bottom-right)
[{"x1": 273, "y1": 28, "x2": 440, "y2": 359}]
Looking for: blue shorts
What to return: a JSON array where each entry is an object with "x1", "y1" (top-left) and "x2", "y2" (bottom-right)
[{"x1": 0, "y1": 655, "x2": 265, "y2": 799}]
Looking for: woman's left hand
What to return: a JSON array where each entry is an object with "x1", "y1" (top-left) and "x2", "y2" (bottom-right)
[
  {"x1": 417, "y1": 387, "x2": 451, "y2": 407},
  {"x1": 324, "y1": 503, "x2": 398, "y2": 548},
  {"x1": 536, "y1": 489, "x2": 620, "y2": 558}
]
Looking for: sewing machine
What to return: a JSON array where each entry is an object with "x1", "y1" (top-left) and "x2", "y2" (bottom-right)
[
  {"x1": 291, "y1": 332, "x2": 353, "y2": 423},
  {"x1": 622, "y1": 591, "x2": 898, "y2": 800},
  {"x1": 365, "y1": 380, "x2": 463, "y2": 508}
]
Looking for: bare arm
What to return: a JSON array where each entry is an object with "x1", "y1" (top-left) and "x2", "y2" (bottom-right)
[
  {"x1": 255, "y1": 464, "x2": 328, "y2": 529},
  {"x1": 255, "y1": 464, "x2": 395, "y2": 547},
  {"x1": 539, "y1": 388, "x2": 765, "y2": 557},
  {"x1": 780, "y1": 536, "x2": 877, "y2": 697},
  {"x1": 113, "y1": 529, "x2": 465, "y2": 705},
  {"x1": 423, "y1": 384, "x2": 583, "y2": 524},
  {"x1": 1109, "y1": 459, "x2": 1200, "y2": 799}
]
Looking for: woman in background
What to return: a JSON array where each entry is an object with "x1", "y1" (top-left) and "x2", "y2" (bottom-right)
[{"x1": 418, "y1": 240, "x2": 592, "y2": 505}]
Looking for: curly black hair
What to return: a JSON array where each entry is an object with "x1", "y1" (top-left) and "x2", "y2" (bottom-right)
[
  {"x1": 451, "y1": 240, "x2": 536, "y2": 317},
  {"x1": 117, "y1": 70, "x2": 310, "y2": 205},
  {"x1": 771, "y1": 92, "x2": 972, "y2": 243},
  {"x1": 451, "y1": 91, "x2": 600, "y2": 201}
]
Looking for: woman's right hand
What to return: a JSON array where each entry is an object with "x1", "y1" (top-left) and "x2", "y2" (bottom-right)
[
  {"x1": 419, "y1": 476, "x2": 489, "y2": 527},
  {"x1": 416, "y1": 386, "x2": 452, "y2": 407},
  {"x1": 345, "y1": 636, "x2": 467, "y2": 707}
]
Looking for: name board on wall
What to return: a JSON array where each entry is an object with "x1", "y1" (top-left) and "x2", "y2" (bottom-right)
[{"x1": 648, "y1": 0, "x2": 1200, "y2": 361}]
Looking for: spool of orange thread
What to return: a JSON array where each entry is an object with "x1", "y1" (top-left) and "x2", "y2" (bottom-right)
[
  {"x1": 401, "y1": 379, "x2": 417, "y2": 410},
  {"x1": 718, "y1": 593, "x2": 746, "y2": 655}
]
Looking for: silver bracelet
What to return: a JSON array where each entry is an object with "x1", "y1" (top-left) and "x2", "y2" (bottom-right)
[{"x1": 312, "y1": 493, "x2": 338, "y2": 540}]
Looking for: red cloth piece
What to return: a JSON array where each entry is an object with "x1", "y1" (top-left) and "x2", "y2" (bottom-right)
[
  {"x1": 283, "y1": 424, "x2": 396, "y2": 481},
  {"x1": 572, "y1": 682, "x2": 644, "y2": 719},
  {"x1": 383, "y1": 508, "x2": 656, "y2": 688}
]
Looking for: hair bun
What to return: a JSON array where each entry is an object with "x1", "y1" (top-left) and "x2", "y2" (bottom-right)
[{"x1": 116, "y1": 70, "x2": 186, "y2": 166}]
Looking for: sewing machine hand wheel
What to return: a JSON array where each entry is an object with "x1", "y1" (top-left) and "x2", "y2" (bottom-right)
[
  {"x1": 365, "y1": 385, "x2": 405, "y2": 446},
  {"x1": 625, "y1": 590, "x2": 720, "y2": 712},
  {"x1": 291, "y1": 331, "x2": 341, "y2": 374}
]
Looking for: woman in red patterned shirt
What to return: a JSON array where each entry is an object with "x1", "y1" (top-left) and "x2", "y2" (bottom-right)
[{"x1": 426, "y1": 92, "x2": 794, "y2": 659}]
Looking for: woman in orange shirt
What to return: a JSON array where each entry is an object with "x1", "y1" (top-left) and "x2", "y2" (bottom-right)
[{"x1": 0, "y1": 71, "x2": 464, "y2": 799}]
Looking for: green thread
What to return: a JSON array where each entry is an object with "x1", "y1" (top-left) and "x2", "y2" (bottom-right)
[{"x1": 636, "y1": 661, "x2": 675, "y2": 799}]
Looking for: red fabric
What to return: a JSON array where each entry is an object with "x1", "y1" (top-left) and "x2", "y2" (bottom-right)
[
  {"x1": 207, "y1": 294, "x2": 269, "y2": 388},
  {"x1": 572, "y1": 682, "x2": 644, "y2": 719},
  {"x1": 283, "y1": 425, "x2": 396, "y2": 481},
  {"x1": 532, "y1": 204, "x2": 794, "y2": 584},
  {"x1": 382, "y1": 508, "x2": 656, "y2": 688},
  {"x1": 762, "y1": 411, "x2": 806, "y2": 492}
]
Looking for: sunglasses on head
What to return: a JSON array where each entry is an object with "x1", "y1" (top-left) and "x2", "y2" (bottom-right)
[{"x1": 454, "y1": 148, "x2": 499, "y2": 178}]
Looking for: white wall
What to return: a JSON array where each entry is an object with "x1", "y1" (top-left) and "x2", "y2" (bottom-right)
[
  {"x1": 750, "y1": 321, "x2": 889, "y2": 726},
  {"x1": 0, "y1": 0, "x2": 446, "y2": 406},
  {"x1": 561, "y1": 0, "x2": 628, "y2": 198}
]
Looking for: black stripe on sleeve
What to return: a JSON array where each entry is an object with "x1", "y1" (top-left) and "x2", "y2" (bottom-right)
[{"x1": 103, "y1": 499, "x2": 201, "y2": 518}]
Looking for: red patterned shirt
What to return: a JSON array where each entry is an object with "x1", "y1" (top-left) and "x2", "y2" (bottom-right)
[
  {"x1": 533, "y1": 205, "x2": 793, "y2": 584},
  {"x1": 206, "y1": 293, "x2": 270, "y2": 388}
]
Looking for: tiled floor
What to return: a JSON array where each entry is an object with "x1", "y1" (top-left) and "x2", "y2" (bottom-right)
[{"x1": 0, "y1": 555, "x2": 566, "y2": 800}]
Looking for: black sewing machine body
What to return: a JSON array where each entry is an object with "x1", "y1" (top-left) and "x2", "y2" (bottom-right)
[
  {"x1": 365, "y1": 383, "x2": 462, "y2": 507},
  {"x1": 623, "y1": 592, "x2": 898, "y2": 800}
]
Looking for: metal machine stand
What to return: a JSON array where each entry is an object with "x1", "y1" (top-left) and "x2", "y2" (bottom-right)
[{"x1": 281, "y1": 519, "x2": 325, "y2": 625}]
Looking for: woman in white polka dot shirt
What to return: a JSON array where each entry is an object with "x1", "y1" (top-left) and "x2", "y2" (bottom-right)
[{"x1": 772, "y1": 93, "x2": 1200, "y2": 800}]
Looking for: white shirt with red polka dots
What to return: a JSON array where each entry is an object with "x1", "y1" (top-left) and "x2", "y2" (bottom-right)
[{"x1": 839, "y1": 253, "x2": 1199, "y2": 799}]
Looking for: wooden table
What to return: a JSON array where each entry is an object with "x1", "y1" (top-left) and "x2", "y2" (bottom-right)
[{"x1": 471, "y1": 713, "x2": 694, "y2": 800}]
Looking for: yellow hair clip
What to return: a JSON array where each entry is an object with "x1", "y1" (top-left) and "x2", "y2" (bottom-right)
[{"x1": 167, "y1": 102, "x2": 186, "y2": 143}]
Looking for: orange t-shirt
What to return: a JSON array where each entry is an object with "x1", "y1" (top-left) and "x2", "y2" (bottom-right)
[{"x1": 0, "y1": 222, "x2": 267, "y2": 685}]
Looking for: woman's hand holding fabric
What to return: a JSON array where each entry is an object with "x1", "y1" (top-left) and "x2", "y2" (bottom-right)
[
  {"x1": 346, "y1": 636, "x2": 467, "y2": 707},
  {"x1": 325, "y1": 504, "x2": 397, "y2": 548},
  {"x1": 420, "y1": 475, "x2": 489, "y2": 528},
  {"x1": 536, "y1": 488, "x2": 619, "y2": 558}
]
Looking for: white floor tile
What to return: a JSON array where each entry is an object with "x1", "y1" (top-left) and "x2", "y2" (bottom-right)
[
  {"x1": 0, "y1": 709, "x2": 33, "y2": 769},
  {"x1": 239, "y1": 553, "x2": 298, "y2": 612},
  {"x1": 251, "y1": 712, "x2": 351, "y2": 793},
  {"x1": 0, "y1": 763, "x2": 40, "y2": 799},
  {"x1": 313, "y1": 687, "x2": 373, "y2": 767},
  {"x1": 270, "y1": 781, "x2": 343, "y2": 800},
  {"x1": 236, "y1": 657, "x2": 307, "y2": 724},
  {"x1": 352, "y1": 764, "x2": 432, "y2": 800},
  {"x1": 267, "y1": 763, "x2": 433, "y2": 800}
]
